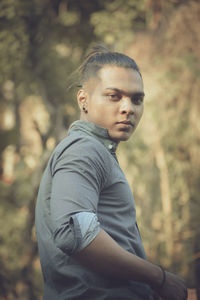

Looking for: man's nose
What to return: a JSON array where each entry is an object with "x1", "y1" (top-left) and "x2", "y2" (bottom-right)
[{"x1": 119, "y1": 97, "x2": 134, "y2": 115}]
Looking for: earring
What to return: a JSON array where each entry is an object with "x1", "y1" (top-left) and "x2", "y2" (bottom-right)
[{"x1": 83, "y1": 106, "x2": 88, "y2": 113}]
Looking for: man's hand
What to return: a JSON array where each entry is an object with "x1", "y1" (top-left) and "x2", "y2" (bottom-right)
[
  {"x1": 156, "y1": 271, "x2": 188, "y2": 300},
  {"x1": 74, "y1": 229, "x2": 188, "y2": 300}
]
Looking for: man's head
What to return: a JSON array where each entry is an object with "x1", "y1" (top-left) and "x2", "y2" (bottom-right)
[{"x1": 77, "y1": 45, "x2": 144, "y2": 143}]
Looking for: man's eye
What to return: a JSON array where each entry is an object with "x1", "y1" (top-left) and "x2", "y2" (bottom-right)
[
  {"x1": 108, "y1": 94, "x2": 120, "y2": 101},
  {"x1": 132, "y1": 96, "x2": 143, "y2": 104}
]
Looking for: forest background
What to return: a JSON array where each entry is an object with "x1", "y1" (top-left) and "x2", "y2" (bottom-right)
[{"x1": 0, "y1": 0, "x2": 199, "y2": 299}]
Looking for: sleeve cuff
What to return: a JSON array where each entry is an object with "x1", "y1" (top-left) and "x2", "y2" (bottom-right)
[{"x1": 71, "y1": 212, "x2": 100, "y2": 252}]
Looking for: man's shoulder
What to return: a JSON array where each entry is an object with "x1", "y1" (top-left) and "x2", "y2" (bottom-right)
[
  {"x1": 49, "y1": 131, "x2": 111, "y2": 169},
  {"x1": 48, "y1": 132, "x2": 113, "y2": 178},
  {"x1": 55, "y1": 131, "x2": 106, "y2": 155}
]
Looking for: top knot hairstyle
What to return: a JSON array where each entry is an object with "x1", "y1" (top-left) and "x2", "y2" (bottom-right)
[
  {"x1": 79, "y1": 45, "x2": 142, "y2": 86},
  {"x1": 67, "y1": 45, "x2": 142, "y2": 90}
]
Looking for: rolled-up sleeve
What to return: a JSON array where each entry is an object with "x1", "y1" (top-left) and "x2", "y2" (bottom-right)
[
  {"x1": 50, "y1": 137, "x2": 109, "y2": 255},
  {"x1": 53, "y1": 212, "x2": 100, "y2": 255}
]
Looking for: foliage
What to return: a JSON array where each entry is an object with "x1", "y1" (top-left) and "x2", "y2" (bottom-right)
[{"x1": 0, "y1": 0, "x2": 199, "y2": 298}]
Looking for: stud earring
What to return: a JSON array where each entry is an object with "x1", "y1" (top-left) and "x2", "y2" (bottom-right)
[{"x1": 83, "y1": 106, "x2": 88, "y2": 113}]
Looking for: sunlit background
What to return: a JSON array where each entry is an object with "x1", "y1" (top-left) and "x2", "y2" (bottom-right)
[{"x1": 0, "y1": 0, "x2": 199, "y2": 299}]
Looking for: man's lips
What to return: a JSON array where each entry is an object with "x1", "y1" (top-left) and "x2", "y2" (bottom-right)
[{"x1": 116, "y1": 121, "x2": 134, "y2": 127}]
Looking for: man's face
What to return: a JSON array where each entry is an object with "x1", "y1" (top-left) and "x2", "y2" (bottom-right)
[{"x1": 77, "y1": 66, "x2": 144, "y2": 142}]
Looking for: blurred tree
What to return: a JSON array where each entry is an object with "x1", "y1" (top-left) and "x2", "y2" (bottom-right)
[
  {"x1": 119, "y1": 0, "x2": 200, "y2": 294},
  {"x1": 0, "y1": 0, "x2": 199, "y2": 299},
  {"x1": 0, "y1": 0, "x2": 103, "y2": 298}
]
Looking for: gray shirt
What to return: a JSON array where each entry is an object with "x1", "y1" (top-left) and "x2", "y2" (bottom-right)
[{"x1": 35, "y1": 120, "x2": 153, "y2": 300}]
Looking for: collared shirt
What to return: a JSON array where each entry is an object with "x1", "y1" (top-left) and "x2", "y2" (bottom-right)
[{"x1": 35, "y1": 120, "x2": 153, "y2": 300}]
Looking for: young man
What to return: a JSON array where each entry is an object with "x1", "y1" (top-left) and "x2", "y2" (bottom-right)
[{"x1": 35, "y1": 46, "x2": 187, "y2": 300}]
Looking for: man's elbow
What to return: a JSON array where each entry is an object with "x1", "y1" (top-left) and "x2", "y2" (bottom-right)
[
  {"x1": 53, "y1": 219, "x2": 81, "y2": 255},
  {"x1": 53, "y1": 212, "x2": 100, "y2": 256}
]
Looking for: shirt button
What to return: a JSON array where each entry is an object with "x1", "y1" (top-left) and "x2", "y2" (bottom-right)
[{"x1": 108, "y1": 144, "x2": 113, "y2": 150}]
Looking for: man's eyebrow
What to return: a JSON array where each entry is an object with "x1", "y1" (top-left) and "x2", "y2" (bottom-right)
[{"x1": 105, "y1": 88, "x2": 145, "y2": 97}]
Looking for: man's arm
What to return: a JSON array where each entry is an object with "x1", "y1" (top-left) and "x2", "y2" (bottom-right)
[{"x1": 74, "y1": 229, "x2": 188, "y2": 300}]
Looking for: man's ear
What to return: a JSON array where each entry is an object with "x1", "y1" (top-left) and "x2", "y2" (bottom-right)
[{"x1": 77, "y1": 89, "x2": 88, "y2": 110}]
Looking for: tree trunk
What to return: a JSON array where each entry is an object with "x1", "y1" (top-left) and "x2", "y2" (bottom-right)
[{"x1": 154, "y1": 126, "x2": 173, "y2": 264}]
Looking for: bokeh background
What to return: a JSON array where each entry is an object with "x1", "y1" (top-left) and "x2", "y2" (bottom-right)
[{"x1": 0, "y1": 0, "x2": 200, "y2": 299}]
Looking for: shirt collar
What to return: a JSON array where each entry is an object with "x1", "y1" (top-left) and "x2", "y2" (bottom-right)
[{"x1": 68, "y1": 120, "x2": 118, "y2": 155}]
